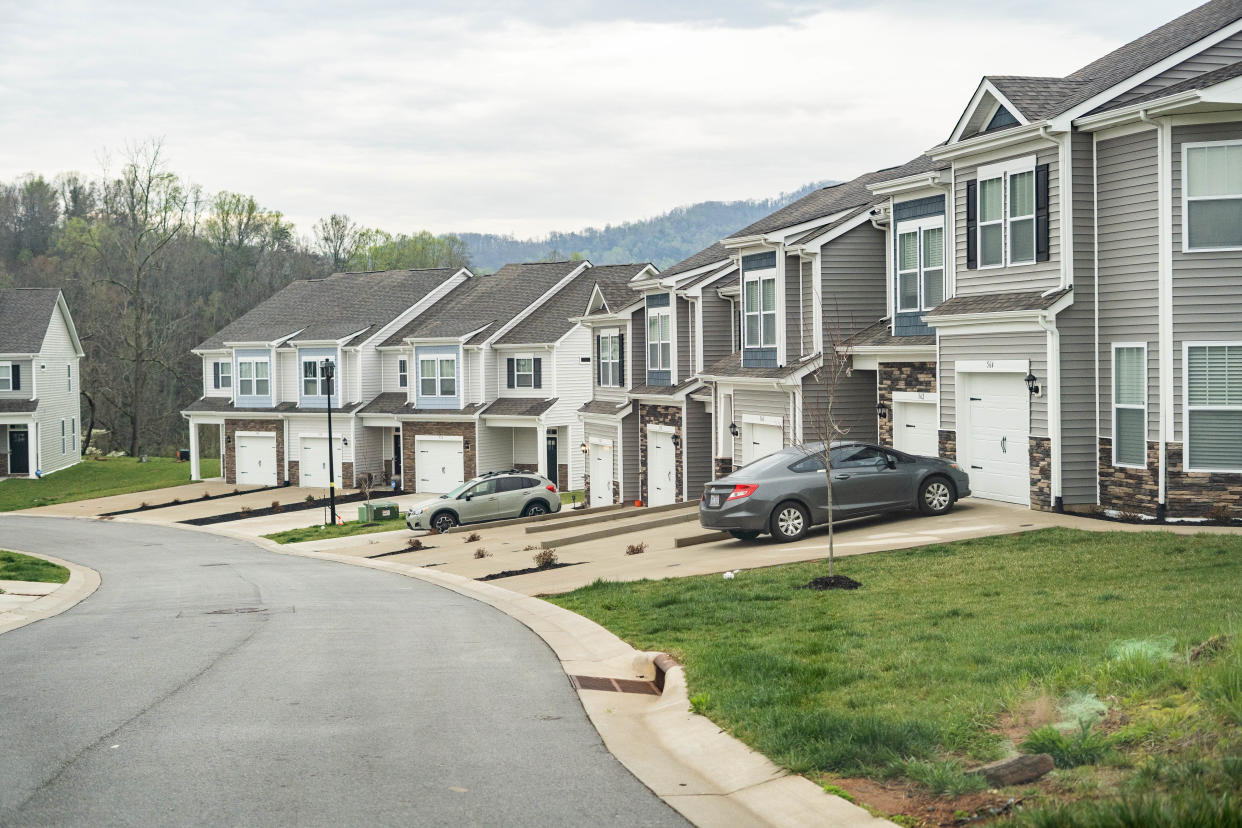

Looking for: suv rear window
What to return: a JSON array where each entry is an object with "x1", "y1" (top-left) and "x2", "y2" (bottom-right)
[{"x1": 496, "y1": 477, "x2": 528, "y2": 493}]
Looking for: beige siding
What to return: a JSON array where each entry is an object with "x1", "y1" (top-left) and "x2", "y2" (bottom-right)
[
  {"x1": 277, "y1": 349, "x2": 298, "y2": 405},
  {"x1": 940, "y1": 332, "x2": 1048, "y2": 436}
]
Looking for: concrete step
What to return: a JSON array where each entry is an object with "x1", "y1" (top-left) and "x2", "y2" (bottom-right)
[
  {"x1": 538, "y1": 509, "x2": 699, "y2": 550},
  {"x1": 524, "y1": 501, "x2": 693, "y2": 535}
]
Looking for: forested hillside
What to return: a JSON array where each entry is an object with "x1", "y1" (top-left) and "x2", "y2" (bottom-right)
[
  {"x1": 0, "y1": 142, "x2": 825, "y2": 455},
  {"x1": 457, "y1": 181, "x2": 829, "y2": 271}
]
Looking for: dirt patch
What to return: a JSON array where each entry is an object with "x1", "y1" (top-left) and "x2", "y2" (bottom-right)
[
  {"x1": 830, "y1": 777, "x2": 1022, "y2": 827},
  {"x1": 800, "y1": 575, "x2": 861, "y2": 590},
  {"x1": 477, "y1": 561, "x2": 584, "y2": 581},
  {"x1": 995, "y1": 695, "x2": 1059, "y2": 745}
]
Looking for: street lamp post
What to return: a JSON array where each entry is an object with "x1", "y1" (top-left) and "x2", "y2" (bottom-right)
[{"x1": 321, "y1": 358, "x2": 337, "y2": 526}]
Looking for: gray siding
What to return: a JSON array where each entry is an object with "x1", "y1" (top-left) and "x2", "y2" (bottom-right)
[
  {"x1": 800, "y1": 258, "x2": 815, "y2": 357},
  {"x1": 954, "y1": 143, "x2": 1062, "y2": 295},
  {"x1": 1171, "y1": 121, "x2": 1242, "y2": 442},
  {"x1": 622, "y1": 409, "x2": 640, "y2": 501},
  {"x1": 1096, "y1": 129, "x2": 1159, "y2": 441},
  {"x1": 940, "y1": 331, "x2": 1048, "y2": 436},
  {"x1": 731, "y1": 387, "x2": 790, "y2": 466},
  {"x1": 1059, "y1": 130, "x2": 1099, "y2": 504},
  {"x1": 701, "y1": 292, "x2": 733, "y2": 368},
  {"x1": 1111, "y1": 31, "x2": 1242, "y2": 108},
  {"x1": 802, "y1": 364, "x2": 877, "y2": 445},
  {"x1": 0, "y1": 358, "x2": 33, "y2": 400},
  {"x1": 677, "y1": 296, "x2": 692, "y2": 381},
  {"x1": 822, "y1": 222, "x2": 887, "y2": 343},
  {"x1": 685, "y1": 398, "x2": 712, "y2": 500},
  {"x1": 630, "y1": 307, "x2": 646, "y2": 384},
  {"x1": 785, "y1": 253, "x2": 800, "y2": 360}
]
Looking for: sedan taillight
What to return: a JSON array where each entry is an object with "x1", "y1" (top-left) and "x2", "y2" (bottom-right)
[{"x1": 726, "y1": 484, "x2": 758, "y2": 501}]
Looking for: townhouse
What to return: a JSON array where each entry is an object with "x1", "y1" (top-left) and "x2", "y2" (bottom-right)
[{"x1": 0, "y1": 288, "x2": 85, "y2": 479}]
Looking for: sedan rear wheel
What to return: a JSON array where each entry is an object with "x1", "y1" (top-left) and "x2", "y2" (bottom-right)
[
  {"x1": 918, "y1": 477, "x2": 955, "y2": 515},
  {"x1": 769, "y1": 501, "x2": 809, "y2": 543}
]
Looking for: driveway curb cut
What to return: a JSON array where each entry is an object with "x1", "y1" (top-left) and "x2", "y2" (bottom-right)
[{"x1": 0, "y1": 548, "x2": 101, "y2": 636}]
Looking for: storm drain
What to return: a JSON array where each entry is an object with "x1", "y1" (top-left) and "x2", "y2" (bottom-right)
[{"x1": 569, "y1": 675, "x2": 660, "y2": 695}]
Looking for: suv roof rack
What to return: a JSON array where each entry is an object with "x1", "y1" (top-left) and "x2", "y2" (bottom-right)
[{"x1": 479, "y1": 468, "x2": 520, "y2": 478}]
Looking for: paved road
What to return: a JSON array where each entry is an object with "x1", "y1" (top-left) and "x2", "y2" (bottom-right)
[{"x1": 0, "y1": 517, "x2": 685, "y2": 827}]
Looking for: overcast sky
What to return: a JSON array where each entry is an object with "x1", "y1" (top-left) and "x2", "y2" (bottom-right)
[{"x1": 0, "y1": 0, "x2": 1203, "y2": 238}]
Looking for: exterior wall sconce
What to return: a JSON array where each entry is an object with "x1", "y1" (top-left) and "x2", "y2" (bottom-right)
[
  {"x1": 728, "y1": 422, "x2": 739, "y2": 437},
  {"x1": 225, "y1": 435, "x2": 232, "y2": 445},
  {"x1": 672, "y1": 433, "x2": 681, "y2": 448},
  {"x1": 876, "y1": 401, "x2": 889, "y2": 420},
  {"x1": 1025, "y1": 372, "x2": 1041, "y2": 396},
  {"x1": 342, "y1": 437, "x2": 349, "y2": 447},
  {"x1": 580, "y1": 441, "x2": 588, "y2": 454}
]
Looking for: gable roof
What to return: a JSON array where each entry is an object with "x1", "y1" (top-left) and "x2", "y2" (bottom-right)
[
  {"x1": 592, "y1": 264, "x2": 653, "y2": 314},
  {"x1": 1097, "y1": 56, "x2": 1242, "y2": 111},
  {"x1": 495, "y1": 263, "x2": 649, "y2": 345},
  {"x1": 658, "y1": 242, "x2": 730, "y2": 280},
  {"x1": 382, "y1": 261, "x2": 584, "y2": 346},
  {"x1": 987, "y1": 76, "x2": 1089, "y2": 120},
  {"x1": 196, "y1": 268, "x2": 464, "y2": 350},
  {"x1": 0, "y1": 288, "x2": 66, "y2": 355}
]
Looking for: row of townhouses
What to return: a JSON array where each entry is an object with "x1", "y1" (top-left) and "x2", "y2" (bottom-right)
[{"x1": 185, "y1": 0, "x2": 1242, "y2": 519}]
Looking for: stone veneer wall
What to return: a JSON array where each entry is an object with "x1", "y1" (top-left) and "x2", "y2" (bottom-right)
[
  {"x1": 638, "y1": 403, "x2": 684, "y2": 504},
  {"x1": 714, "y1": 457, "x2": 735, "y2": 479},
  {"x1": 401, "y1": 422, "x2": 476, "y2": 492},
  {"x1": 1098, "y1": 438, "x2": 1160, "y2": 517},
  {"x1": 224, "y1": 419, "x2": 285, "y2": 485},
  {"x1": 558, "y1": 463, "x2": 569, "y2": 492},
  {"x1": 1029, "y1": 436, "x2": 1053, "y2": 511},
  {"x1": 938, "y1": 430, "x2": 956, "y2": 461},
  {"x1": 288, "y1": 460, "x2": 300, "y2": 485},
  {"x1": 342, "y1": 461, "x2": 355, "y2": 489},
  {"x1": 514, "y1": 463, "x2": 537, "y2": 473},
  {"x1": 877, "y1": 362, "x2": 937, "y2": 448},
  {"x1": 1166, "y1": 442, "x2": 1242, "y2": 519}
]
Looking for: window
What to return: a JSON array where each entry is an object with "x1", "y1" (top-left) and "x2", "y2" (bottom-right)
[
  {"x1": 831, "y1": 445, "x2": 888, "y2": 468},
  {"x1": 214, "y1": 360, "x2": 232, "y2": 390},
  {"x1": 896, "y1": 218, "x2": 945, "y2": 311},
  {"x1": 398, "y1": 358, "x2": 408, "y2": 389},
  {"x1": 465, "y1": 479, "x2": 497, "y2": 498},
  {"x1": 789, "y1": 455, "x2": 825, "y2": 473},
  {"x1": 0, "y1": 362, "x2": 11, "y2": 392},
  {"x1": 237, "y1": 359, "x2": 270, "y2": 397},
  {"x1": 976, "y1": 156, "x2": 1036, "y2": 268},
  {"x1": 743, "y1": 272, "x2": 776, "y2": 347},
  {"x1": 67, "y1": 364, "x2": 72, "y2": 392},
  {"x1": 647, "y1": 310, "x2": 671, "y2": 370},
  {"x1": 515, "y1": 357, "x2": 534, "y2": 388},
  {"x1": 302, "y1": 358, "x2": 335, "y2": 397},
  {"x1": 1113, "y1": 345, "x2": 1146, "y2": 467},
  {"x1": 71, "y1": 417, "x2": 77, "y2": 451},
  {"x1": 61, "y1": 419, "x2": 66, "y2": 454},
  {"x1": 599, "y1": 330, "x2": 621, "y2": 386},
  {"x1": 420, "y1": 357, "x2": 457, "y2": 396},
  {"x1": 1183, "y1": 142, "x2": 1242, "y2": 251},
  {"x1": 1185, "y1": 344, "x2": 1242, "y2": 471}
]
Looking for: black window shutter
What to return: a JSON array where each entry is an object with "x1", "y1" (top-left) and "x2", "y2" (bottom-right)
[
  {"x1": 1035, "y1": 163, "x2": 1050, "y2": 263},
  {"x1": 618, "y1": 334, "x2": 626, "y2": 387},
  {"x1": 596, "y1": 336, "x2": 602, "y2": 385},
  {"x1": 533, "y1": 358, "x2": 542, "y2": 389},
  {"x1": 213, "y1": 362, "x2": 221, "y2": 389},
  {"x1": 506, "y1": 358, "x2": 515, "y2": 389},
  {"x1": 12, "y1": 364, "x2": 20, "y2": 390},
  {"x1": 965, "y1": 180, "x2": 978, "y2": 270}
]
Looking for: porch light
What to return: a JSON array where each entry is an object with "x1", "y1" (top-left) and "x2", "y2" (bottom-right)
[
  {"x1": 580, "y1": 441, "x2": 588, "y2": 455},
  {"x1": 728, "y1": 422, "x2": 739, "y2": 437},
  {"x1": 342, "y1": 437, "x2": 349, "y2": 447},
  {"x1": 1025, "y1": 372, "x2": 1040, "y2": 396},
  {"x1": 672, "y1": 433, "x2": 681, "y2": 448},
  {"x1": 876, "y1": 401, "x2": 889, "y2": 420}
]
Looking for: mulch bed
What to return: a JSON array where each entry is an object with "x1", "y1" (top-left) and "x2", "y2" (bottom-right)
[
  {"x1": 99, "y1": 484, "x2": 282, "y2": 516},
  {"x1": 477, "y1": 561, "x2": 584, "y2": 581},
  {"x1": 799, "y1": 575, "x2": 862, "y2": 591},
  {"x1": 179, "y1": 491, "x2": 375, "y2": 526}
]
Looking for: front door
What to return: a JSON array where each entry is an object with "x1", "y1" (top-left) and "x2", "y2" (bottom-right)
[
  {"x1": 8, "y1": 428, "x2": 29, "y2": 475},
  {"x1": 647, "y1": 428, "x2": 676, "y2": 506},
  {"x1": 545, "y1": 433, "x2": 558, "y2": 487}
]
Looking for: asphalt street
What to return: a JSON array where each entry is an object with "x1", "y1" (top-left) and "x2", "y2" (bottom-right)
[{"x1": 0, "y1": 517, "x2": 685, "y2": 827}]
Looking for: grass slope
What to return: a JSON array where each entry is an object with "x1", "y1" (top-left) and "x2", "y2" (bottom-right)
[
  {"x1": 0, "y1": 457, "x2": 220, "y2": 512},
  {"x1": 0, "y1": 550, "x2": 69, "y2": 583},
  {"x1": 548, "y1": 528, "x2": 1242, "y2": 822},
  {"x1": 264, "y1": 516, "x2": 404, "y2": 544}
]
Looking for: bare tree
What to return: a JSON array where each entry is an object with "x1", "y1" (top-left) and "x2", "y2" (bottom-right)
[
  {"x1": 800, "y1": 324, "x2": 854, "y2": 577},
  {"x1": 314, "y1": 213, "x2": 362, "y2": 271}
]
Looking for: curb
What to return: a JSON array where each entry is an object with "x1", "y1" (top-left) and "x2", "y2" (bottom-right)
[{"x1": 0, "y1": 549, "x2": 101, "y2": 636}]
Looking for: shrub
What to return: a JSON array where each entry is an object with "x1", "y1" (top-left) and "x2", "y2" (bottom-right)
[
  {"x1": 898, "y1": 759, "x2": 987, "y2": 797},
  {"x1": 533, "y1": 548, "x2": 558, "y2": 569},
  {"x1": 201, "y1": 491, "x2": 211, "y2": 500},
  {"x1": 239, "y1": 505, "x2": 252, "y2": 517},
  {"x1": 304, "y1": 494, "x2": 316, "y2": 505},
  {"x1": 474, "y1": 548, "x2": 491, "y2": 559},
  {"x1": 464, "y1": 532, "x2": 482, "y2": 543},
  {"x1": 1020, "y1": 721, "x2": 1114, "y2": 768},
  {"x1": 625, "y1": 541, "x2": 648, "y2": 555},
  {"x1": 1205, "y1": 502, "x2": 1235, "y2": 524},
  {"x1": 689, "y1": 693, "x2": 712, "y2": 715},
  {"x1": 271, "y1": 500, "x2": 283, "y2": 513},
  {"x1": 405, "y1": 537, "x2": 424, "y2": 551},
  {"x1": 522, "y1": 543, "x2": 540, "y2": 551}
]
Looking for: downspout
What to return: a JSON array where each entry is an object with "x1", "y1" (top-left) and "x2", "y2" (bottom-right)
[
  {"x1": 1037, "y1": 312, "x2": 1063, "y2": 512},
  {"x1": 1141, "y1": 108, "x2": 1170, "y2": 520}
]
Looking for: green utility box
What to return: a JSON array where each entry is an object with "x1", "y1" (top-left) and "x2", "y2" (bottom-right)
[{"x1": 372, "y1": 502, "x2": 400, "y2": 521}]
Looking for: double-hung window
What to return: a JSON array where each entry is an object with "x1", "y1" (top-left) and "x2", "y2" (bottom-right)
[
  {"x1": 1112, "y1": 344, "x2": 1147, "y2": 467},
  {"x1": 67, "y1": 364, "x2": 72, "y2": 392},
  {"x1": 61, "y1": 419, "x2": 67, "y2": 454},
  {"x1": 1185, "y1": 343, "x2": 1242, "y2": 471},
  {"x1": 420, "y1": 357, "x2": 456, "y2": 396},
  {"x1": 514, "y1": 357, "x2": 534, "y2": 388},
  {"x1": 647, "y1": 310, "x2": 671, "y2": 370},
  {"x1": 215, "y1": 361, "x2": 232, "y2": 389},
  {"x1": 1183, "y1": 142, "x2": 1242, "y2": 251},
  {"x1": 398, "y1": 358, "x2": 408, "y2": 389},
  {"x1": 599, "y1": 330, "x2": 621, "y2": 387},
  {"x1": 0, "y1": 362, "x2": 11, "y2": 391},
  {"x1": 237, "y1": 359, "x2": 270, "y2": 397},
  {"x1": 896, "y1": 218, "x2": 945, "y2": 311},
  {"x1": 302, "y1": 358, "x2": 335, "y2": 397},
  {"x1": 743, "y1": 271, "x2": 777, "y2": 347},
  {"x1": 977, "y1": 156, "x2": 1036, "y2": 267}
]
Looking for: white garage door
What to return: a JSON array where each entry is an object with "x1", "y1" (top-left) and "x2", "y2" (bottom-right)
[
  {"x1": 589, "y1": 441, "x2": 614, "y2": 507},
  {"x1": 300, "y1": 436, "x2": 344, "y2": 489},
  {"x1": 416, "y1": 436, "x2": 464, "y2": 493},
  {"x1": 894, "y1": 400, "x2": 938, "y2": 457},
  {"x1": 963, "y1": 373, "x2": 1030, "y2": 504},
  {"x1": 647, "y1": 428, "x2": 676, "y2": 506},
  {"x1": 742, "y1": 422, "x2": 783, "y2": 465},
  {"x1": 235, "y1": 434, "x2": 277, "y2": 487}
]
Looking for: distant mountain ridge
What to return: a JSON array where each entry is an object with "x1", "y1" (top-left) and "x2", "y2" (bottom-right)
[{"x1": 456, "y1": 181, "x2": 833, "y2": 272}]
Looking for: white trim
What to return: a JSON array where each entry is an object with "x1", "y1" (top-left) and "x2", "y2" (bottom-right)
[
  {"x1": 1058, "y1": 132, "x2": 1073, "y2": 288},
  {"x1": 414, "y1": 434, "x2": 464, "y2": 443},
  {"x1": 892, "y1": 390, "x2": 938, "y2": 404},
  {"x1": 948, "y1": 79, "x2": 1031, "y2": 145},
  {"x1": 646, "y1": 304, "x2": 673, "y2": 373},
  {"x1": 235, "y1": 430, "x2": 277, "y2": 438},
  {"x1": 1157, "y1": 119, "x2": 1173, "y2": 507},
  {"x1": 956, "y1": 359, "x2": 1029, "y2": 374},
  {"x1": 1182, "y1": 341, "x2": 1242, "y2": 474},
  {"x1": 646, "y1": 423, "x2": 676, "y2": 435},
  {"x1": 588, "y1": 436, "x2": 614, "y2": 447},
  {"x1": 741, "y1": 413, "x2": 783, "y2": 427},
  {"x1": 1093, "y1": 131, "x2": 1101, "y2": 505},
  {"x1": 1180, "y1": 139, "x2": 1242, "y2": 252},
  {"x1": 894, "y1": 215, "x2": 947, "y2": 313},
  {"x1": 1111, "y1": 342, "x2": 1148, "y2": 470}
]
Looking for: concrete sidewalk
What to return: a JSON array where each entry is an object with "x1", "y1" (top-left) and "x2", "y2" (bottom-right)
[{"x1": 0, "y1": 551, "x2": 101, "y2": 635}]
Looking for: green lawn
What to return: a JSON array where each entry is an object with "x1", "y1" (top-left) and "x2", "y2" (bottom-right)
[
  {"x1": 559, "y1": 489, "x2": 585, "y2": 505},
  {"x1": 547, "y1": 528, "x2": 1242, "y2": 823},
  {"x1": 0, "y1": 456, "x2": 220, "y2": 512},
  {"x1": 0, "y1": 550, "x2": 70, "y2": 583},
  {"x1": 263, "y1": 515, "x2": 405, "y2": 544}
]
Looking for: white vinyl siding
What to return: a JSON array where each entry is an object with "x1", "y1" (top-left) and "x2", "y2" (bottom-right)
[
  {"x1": 1182, "y1": 141, "x2": 1242, "y2": 251},
  {"x1": 1185, "y1": 343, "x2": 1242, "y2": 471},
  {"x1": 1113, "y1": 344, "x2": 1147, "y2": 468}
]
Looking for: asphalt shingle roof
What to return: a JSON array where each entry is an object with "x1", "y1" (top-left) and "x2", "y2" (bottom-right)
[
  {"x1": 482, "y1": 397, "x2": 557, "y2": 417},
  {"x1": 196, "y1": 269, "x2": 462, "y2": 351},
  {"x1": 578, "y1": 399, "x2": 629, "y2": 416},
  {"x1": 357, "y1": 392, "x2": 486, "y2": 416},
  {"x1": 987, "y1": 76, "x2": 1089, "y2": 120},
  {"x1": 700, "y1": 351, "x2": 819, "y2": 380},
  {"x1": 0, "y1": 399, "x2": 39, "y2": 413},
  {"x1": 496, "y1": 264, "x2": 649, "y2": 345},
  {"x1": 658, "y1": 243, "x2": 730, "y2": 280},
  {"x1": 181, "y1": 398, "x2": 365, "y2": 414},
  {"x1": 629, "y1": 378, "x2": 701, "y2": 397},
  {"x1": 846, "y1": 318, "x2": 936, "y2": 348},
  {"x1": 1100, "y1": 57, "x2": 1242, "y2": 110},
  {"x1": 382, "y1": 261, "x2": 583, "y2": 346},
  {"x1": 0, "y1": 288, "x2": 60, "y2": 354},
  {"x1": 924, "y1": 288, "x2": 1071, "y2": 317}
]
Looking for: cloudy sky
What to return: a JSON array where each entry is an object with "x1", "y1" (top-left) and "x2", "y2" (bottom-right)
[{"x1": 0, "y1": 0, "x2": 1203, "y2": 238}]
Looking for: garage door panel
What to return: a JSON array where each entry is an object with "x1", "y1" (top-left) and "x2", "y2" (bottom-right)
[
  {"x1": 236, "y1": 435, "x2": 277, "y2": 487},
  {"x1": 416, "y1": 437, "x2": 464, "y2": 494},
  {"x1": 300, "y1": 437, "x2": 343, "y2": 489},
  {"x1": 589, "y1": 443, "x2": 613, "y2": 507},
  {"x1": 742, "y1": 422, "x2": 782, "y2": 465},
  {"x1": 963, "y1": 373, "x2": 1029, "y2": 505},
  {"x1": 893, "y1": 401, "x2": 938, "y2": 457}
]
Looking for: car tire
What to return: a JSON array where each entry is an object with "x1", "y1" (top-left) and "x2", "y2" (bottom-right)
[
  {"x1": 769, "y1": 501, "x2": 809, "y2": 543},
  {"x1": 522, "y1": 500, "x2": 551, "y2": 517},
  {"x1": 918, "y1": 476, "x2": 955, "y2": 515},
  {"x1": 430, "y1": 511, "x2": 458, "y2": 533},
  {"x1": 729, "y1": 530, "x2": 761, "y2": 541}
]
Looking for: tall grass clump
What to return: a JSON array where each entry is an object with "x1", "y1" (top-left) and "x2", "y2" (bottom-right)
[
  {"x1": 1013, "y1": 791, "x2": 1242, "y2": 828},
  {"x1": 897, "y1": 759, "x2": 987, "y2": 797},
  {"x1": 1021, "y1": 721, "x2": 1115, "y2": 768}
]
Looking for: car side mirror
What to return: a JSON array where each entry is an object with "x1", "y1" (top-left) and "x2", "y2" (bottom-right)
[
  {"x1": 885, "y1": 456, "x2": 897, "y2": 470},
  {"x1": 462, "y1": 493, "x2": 472, "y2": 501}
]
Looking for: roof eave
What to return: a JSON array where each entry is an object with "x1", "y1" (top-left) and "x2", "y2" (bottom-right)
[
  {"x1": 867, "y1": 170, "x2": 947, "y2": 197},
  {"x1": 928, "y1": 122, "x2": 1054, "y2": 162}
]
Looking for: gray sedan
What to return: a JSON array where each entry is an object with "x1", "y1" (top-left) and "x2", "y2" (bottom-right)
[{"x1": 699, "y1": 442, "x2": 971, "y2": 542}]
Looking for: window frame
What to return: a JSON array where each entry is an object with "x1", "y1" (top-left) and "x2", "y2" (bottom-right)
[
  {"x1": 1182, "y1": 140, "x2": 1242, "y2": 253},
  {"x1": 975, "y1": 155, "x2": 1036, "y2": 269},
  {"x1": 301, "y1": 357, "x2": 335, "y2": 398},
  {"x1": 217, "y1": 360, "x2": 232, "y2": 389},
  {"x1": 61, "y1": 419, "x2": 67, "y2": 454},
  {"x1": 398, "y1": 357, "x2": 408, "y2": 389},
  {"x1": 236, "y1": 357, "x2": 270, "y2": 397},
  {"x1": 742, "y1": 269, "x2": 777, "y2": 348},
  {"x1": 420, "y1": 355, "x2": 458, "y2": 397},
  {"x1": 1111, "y1": 342, "x2": 1148, "y2": 470},
  {"x1": 895, "y1": 216, "x2": 946, "y2": 312},
  {"x1": 67, "y1": 363, "x2": 72, "y2": 392},
  {"x1": 599, "y1": 328, "x2": 621, "y2": 387},
  {"x1": 513, "y1": 355, "x2": 534, "y2": 389},
  {"x1": 1183, "y1": 341, "x2": 1242, "y2": 473},
  {"x1": 647, "y1": 309, "x2": 671, "y2": 370},
  {"x1": 0, "y1": 362, "x2": 10, "y2": 392}
]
